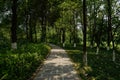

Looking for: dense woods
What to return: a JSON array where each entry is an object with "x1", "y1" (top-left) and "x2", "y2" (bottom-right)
[{"x1": 0, "y1": 0, "x2": 120, "y2": 80}]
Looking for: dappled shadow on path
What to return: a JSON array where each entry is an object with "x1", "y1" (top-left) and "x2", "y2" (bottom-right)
[
  {"x1": 34, "y1": 63, "x2": 79, "y2": 80},
  {"x1": 34, "y1": 44, "x2": 80, "y2": 80}
]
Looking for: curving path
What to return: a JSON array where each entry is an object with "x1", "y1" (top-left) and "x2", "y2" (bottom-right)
[{"x1": 34, "y1": 44, "x2": 80, "y2": 80}]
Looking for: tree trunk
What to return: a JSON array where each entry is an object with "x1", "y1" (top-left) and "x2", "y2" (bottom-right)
[
  {"x1": 83, "y1": 0, "x2": 87, "y2": 66},
  {"x1": 96, "y1": 37, "x2": 100, "y2": 54},
  {"x1": 62, "y1": 28, "x2": 65, "y2": 47},
  {"x1": 112, "y1": 26, "x2": 118, "y2": 61},
  {"x1": 41, "y1": 17, "x2": 46, "y2": 42},
  {"x1": 91, "y1": 0, "x2": 97, "y2": 48},
  {"x1": 56, "y1": 28, "x2": 60, "y2": 44},
  {"x1": 60, "y1": 29, "x2": 62, "y2": 43},
  {"x1": 29, "y1": 15, "x2": 33, "y2": 42},
  {"x1": 25, "y1": 14, "x2": 29, "y2": 40},
  {"x1": 25, "y1": 0, "x2": 29, "y2": 40},
  {"x1": 70, "y1": 30, "x2": 72, "y2": 44},
  {"x1": 107, "y1": 0, "x2": 115, "y2": 61},
  {"x1": 107, "y1": 0, "x2": 112, "y2": 50},
  {"x1": 73, "y1": 24, "x2": 76, "y2": 48},
  {"x1": 73, "y1": 12, "x2": 76, "y2": 47},
  {"x1": 89, "y1": 2, "x2": 93, "y2": 48},
  {"x1": 11, "y1": 0, "x2": 17, "y2": 49},
  {"x1": 34, "y1": 23, "x2": 37, "y2": 42},
  {"x1": 112, "y1": 39, "x2": 115, "y2": 61}
]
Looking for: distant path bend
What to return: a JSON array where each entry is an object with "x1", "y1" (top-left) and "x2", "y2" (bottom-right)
[{"x1": 34, "y1": 44, "x2": 80, "y2": 80}]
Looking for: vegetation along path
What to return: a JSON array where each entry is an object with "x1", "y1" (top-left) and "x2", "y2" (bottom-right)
[{"x1": 34, "y1": 44, "x2": 80, "y2": 80}]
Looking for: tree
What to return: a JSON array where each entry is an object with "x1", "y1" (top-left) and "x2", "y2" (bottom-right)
[
  {"x1": 25, "y1": 0, "x2": 29, "y2": 40},
  {"x1": 83, "y1": 0, "x2": 87, "y2": 66},
  {"x1": 11, "y1": 0, "x2": 18, "y2": 49},
  {"x1": 107, "y1": 0, "x2": 112, "y2": 51}
]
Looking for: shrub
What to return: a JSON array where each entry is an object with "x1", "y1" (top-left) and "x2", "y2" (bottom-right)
[{"x1": 0, "y1": 43, "x2": 51, "y2": 80}]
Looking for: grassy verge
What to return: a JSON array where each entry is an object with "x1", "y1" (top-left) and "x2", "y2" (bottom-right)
[
  {"x1": 0, "y1": 43, "x2": 51, "y2": 80},
  {"x1": 66, "y1": 46, "x2": 120, "y2": 80}
]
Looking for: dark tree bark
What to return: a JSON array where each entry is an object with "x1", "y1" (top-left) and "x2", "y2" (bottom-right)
[
  {"x1": 96, "y1": 28, "x2": 101, "y2": 54},
  {"x1": 70, "y1": 18, "x2": 73, "y2": 44},
  {"x1": 56, "y1": 28, "x2": 61, "y2": 44},
  {"x1": 40, "y1": 0, "x2": 49, "y2": 43},
  {"x1": 25, "y1": 15, "x2": 29, "y2": 40},
  {"x1": 73, "y1": 25, "x2": 76, "y2": 46},
  {"x1": 34, "y1": 23, "x2": 37, "y2": 42},
  {"x1": 83, "y1": 0, "x2": 87, "y2": 66},
  {"x1": 62, "y1": 28, "x2": 65, "y2": 47},
  {"x1": 73, "y1": 13, "x2": 77, "y2": 47},
  {"x1": 91, "y1": 0, "x2": 97, "y2": 48},
  {"x1": 41, "y1": 16, "x2": 46, "y2": 42},
  {"x1": 107, "y1": 0, "x2": 115, "y2": 61},
  {"x1": 29, "y1": 15, "x2": 33, "y2": 42},
  {"x1": 89, "y1": 4, "x2": 92, "y2": 48},
  {"x1": 30, "y1": 16, "x2": 37, "y2": 42},
  {"x1": 107, "y1": 0, "x2": 112, "y2": 50},
  {"x1": 91, "y1": 3, "x2": 95, "y2": 48},
  {"x1": 60, "y1": 29, "x2": 62, "y2": 43},
  {"x1": 11, "y1": 0, "x2": 17, "y2": 49},
  {"x1": 69, "y1": 27, "x2": 72, "y2": 44},
  {"x1": 25, "y1": 1, "x2": 29, "y2": 40}
]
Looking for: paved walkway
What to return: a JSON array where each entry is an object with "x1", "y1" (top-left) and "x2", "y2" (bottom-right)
[{"x1": 34, "y1": 44, "x2": 80, "y2": 80}]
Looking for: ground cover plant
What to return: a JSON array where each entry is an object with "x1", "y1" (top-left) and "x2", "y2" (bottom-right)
[
  {"x1": 0, "y1": 43, "x2": 51, "y2": 80},
  {"x1": 65, "y1": 45, "x2": 120, "y2": 80}
]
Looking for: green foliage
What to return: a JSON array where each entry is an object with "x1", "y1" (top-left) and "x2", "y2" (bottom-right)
[
  {"x1": 66, "y1": 46, "x2": 120, "y2": 80},
  {"x1": 0, "y1": 0, "x2": 120, "y2": 79},
  {"x1": 0, "y1": 43, "x2": 51, "y2": 80}
]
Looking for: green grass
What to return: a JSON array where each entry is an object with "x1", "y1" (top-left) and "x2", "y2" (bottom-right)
[
  {"x1": 0, "y1": 43, "x2": 51, "y2": 80},
  {"x1": 66, "y1": 46, "x2": 120, "y2": 80}
]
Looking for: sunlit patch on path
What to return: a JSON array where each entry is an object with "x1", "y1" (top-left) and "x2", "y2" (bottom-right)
[{"x1": 34, "y1": 44, "x2": 80, "y2": 80}]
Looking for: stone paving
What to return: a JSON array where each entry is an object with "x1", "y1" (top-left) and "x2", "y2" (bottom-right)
[{"x1": 34, "y1": 44, "x2": 80, "y2": 80}]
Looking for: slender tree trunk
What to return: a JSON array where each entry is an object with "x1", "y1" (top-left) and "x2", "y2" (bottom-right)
[
  {"x1": 89, "y1": 3, "x2": 92, "y2": 48},
  {"x1": 25, "y1": 0, "x2": 29, "y2": 40},
  {"x1": 96, "y1": 36, "x2": 100, "y2": 54},
  {"x1": 107, "y1": 0, "x2": 112, "y2": 50},
  {"x1": 29, "y1": 15, "x2": 33, "y2": 42},
  {"x1": 91, "y1": 0, "x2": 97, "y2": 48},
  {"x1": 107, "y1": 0, "x2": 115, "y2": 61},
  {"x1": 62, "y1": 28, "x2": 65, "y2": 47},
  {"x1": 26, "y1": 14, "x2": 29, "y2": 40},
  {"x1": 70, "y1": 19, "x2": 73, "y2": 44},
  {"x1": 34, "y1": 23, "x2": 37, "y2": 42},
  {"x1": 70, "y1": 29, "x2": 72, "y2": 44},
  {"x1": 83, "y1": 0, "x2": 87, "y2": 66},
  {"x1": 112, "y1": 26, "x2": 119, "y2": 61},
  {"x1": 56, "y1": 28, "x2": 60, "y2": 43},
  {"x1": 90, "y1": 18, "x2": 92, "y2": 48},
  {"x1": 73, "y1": 15, "x2": 76, "y2": 47},
  {"x1": 56, "y1": 28, "x2": 61, "y2": 44},
  {"x1": 41, "y1": 17, "x2": 46, "y2": 42},
  {"x1": 32, "y1": 19, "x2": 37, "y2": 42},
  {"x1": 11, "y1": 0, "x2": 17, "y2": 49},
  {"x1": 60, "y1": 29, "x2": 62, "y2": 43},
  {"x1": 112, "y1": 38, "x2": 115, "y2": 61}
]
